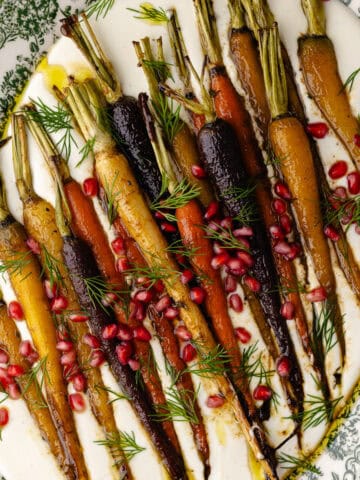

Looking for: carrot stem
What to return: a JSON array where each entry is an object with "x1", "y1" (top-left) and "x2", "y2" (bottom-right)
[
  {"x1": 228, "y1": 0, "x2": 245, "y2": 29},
  {"x1": 301, "y1": 0, "x2": 326, "y2": 36},
  {"x1": 193, "y1": 0, "x2": 222, "y2": 65}
]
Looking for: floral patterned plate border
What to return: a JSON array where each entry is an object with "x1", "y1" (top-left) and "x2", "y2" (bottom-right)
[{"x1": 0, "y1": 1, "x2": 360, "y2": 480}]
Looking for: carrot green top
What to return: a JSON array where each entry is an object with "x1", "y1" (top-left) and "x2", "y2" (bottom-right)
[{"x1": 301, "y1": 0, "x2": 326, "y2": 36}]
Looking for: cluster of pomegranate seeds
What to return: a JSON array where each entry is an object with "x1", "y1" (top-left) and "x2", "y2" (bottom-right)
[
  {"x1": 8, "y1": 301, "x2": 24, "y2": 321},
  {"x1": 306, "y1": 121, "x2": 329, "y2": 139},
  {"x1": 206, "y1": 394, "x2": 225, "y2": 408},
  {"x1": 82, "y1": 177, "x2": 99, "y2": 197},
  {"x1": 0, "y1": 352, "x2": 25, "y2": 404}
]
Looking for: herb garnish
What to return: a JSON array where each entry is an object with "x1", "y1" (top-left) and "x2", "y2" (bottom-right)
[
  {"x1": 102, "y1": 171, "x2": 121, "y2": 225},
  {"x1": 0, "y1": 250, "x2": 32, "y2": 281},
  {"x1": 95, "y1": 384, "x2": 130, "y2": 403},
  {"x1": 278, "y1": 452, "x2": 323, "y2": 476},
  {"x1": 95, "y1": 431, "x2": 145, "y2": 462},
  {"x1": 76, "y1": 137, "x2": 96, "y2": 167},
  {"x1": 40, "y1": 244, "x2": 65, "y2": 289},
  {"x1": 180, "y1": 343, "x2": 231, "y2": 381},
  {"x1": 289, "y1": 394, "x2": 342, "y2": 430},
  {"x1": 22, "y1": 356, "x2": 50, "y2": 409},
  {"x1": 86, "y1": 0, "x2": 115, "y2": 20},
  {"x1": 127, "y1": 4, "x2": 168, "y2": 23},
  {"x1": 83, "y1": 276, "x2": 130, "y2": 314},
  {"x1": 152, "y1": 95, "x2": 183, "y2": 144},
  {"x1": 151, "y1": 385, "x2": 200, "y2": 424},
  {"x1": 342, "y1": 67, "x2": 360, "y2": 92},
  {"x1": 166, "y1": 239, "x2": 200, "y2": 259},
  {"x1": 203, "y1": 224, "x2": 251, "y2": 252}
]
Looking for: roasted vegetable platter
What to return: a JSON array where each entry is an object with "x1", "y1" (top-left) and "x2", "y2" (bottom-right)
[{"x1": 0, "y1": 0, "x2": 360, "y2": 479}]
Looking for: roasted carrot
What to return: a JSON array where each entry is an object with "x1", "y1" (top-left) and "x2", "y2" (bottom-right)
[
  {"x1": 299, "y1": 0, "x2": 360, "y2": 169},
  {"x1": 0, "y1": 290, "x2": 74, "y2": 479},
  {"x1": 25, "y1": 108, "x2": 180, "y2": 455},
  {"x1": 259, "y1": 25, "x2": 345, "y2": 367},
  {"x1": 64, "y1": 78, "x2": 278, "y2": 479},
  {"x1": 12, "y1": 113, "x2": 132, "y2": 477},
  {"x1": 0, "y1": 175, "x2": 88, "y2": 480}
]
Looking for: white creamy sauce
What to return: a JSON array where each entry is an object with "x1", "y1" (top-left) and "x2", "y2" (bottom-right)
[{"x1": 0, "y1": 1, "x2": 360, "y2": 479}]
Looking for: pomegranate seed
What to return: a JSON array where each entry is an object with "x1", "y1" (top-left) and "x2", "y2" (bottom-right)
[
  {"x1": 133, "y1": 326, "x2": 151, "y2": 342},
  {"x1": 284, "y1": 243, "x2": 301, "y2": 261},
  {"x1": 236, "y1": 237, "x2": 251, "y2": 250},
  {"x1": 102, "y1": 324, "x2": 119, "y2": 340},
  {"x1": 7, "y1": 364, "x2": 24, "y2": 377},
  {"x1": 235, "y1": 327, "x2": 251, "y2": 343},
  {"x1": 7, "y1": 383, "x2": 21, "y2": 400},
  {"x1": 117, "y1": 324, "x2": 133, "y2": 341},
  {"x1": 111, "y1": 237, "x2": 125, "y2": 255},
  {"x1": 174, "y1": 325, "x2": 192, "y2": 341},
  {"x1": 160, "y1": 222, "x2": 177, "y2": 233},
  {"x1": 220, "y1": 217, "x2": 233, "y2": 230},
  {"x1": 208, "y1": 220, "x2": 220, "y2": 233},
  {"x1": 328, "y1": 161, "x2": 348, "y2": 180},
  {"x1": 211, "y1": 252, "x2": 230, "y2": 270},
  {"x1": 0, "y1": 349, "x2": 9, "y2": 364},
  {"x1": 102, "y1": 292, "x2": 118, "y2": 307},
  {"x1": 164, "y1": 306, "x2": 179, "y2": 319},
  {"x1": 354, "y1": 133, "x2": 360, "y2": 147},
  {"x1": 181, "y1": 343, "x2": 197, "y2": 362},
  {"x1": 224, "y1": 275, "x2": 237, "y2": 293},
  {"x1": 355, "y1": 224, "x2": 360, "y2": 235},
  {"x1": 272, "y1": 199, "x2": 286, "y2": 215},
  {"x1": 61, "y1": 350, "x2": 77, "y2": 366},
  {"x1": 155, "y1": 295, "x2": 171, "y2": 313},
  {"x1": 56, "y1": 340, "x2": 74, "y2": 352},
  {"x1": 236, "y1": 251, "x2": 254, "y2": 267},
  {"x1": 154, "y1": 211, "x2": 166, "y2": 220},
  {"x1": 306, "y1": 286, "x2": 327, "y2": 303},
  {"x1": 128, "y1": 358, "x2": 140, "y2": 371},
  {"x1": 280, "y1": 301, "x2": 295, "y2": 320},
  {"x1": 0, "y1": 407, "x2": 9, "y2": 427},
  {"x1": 63, "y1": 363, "x2": 80, "y2": 380},
  {"x1": 116, "y1": 256, "x2": 130, "y2": 273},
  {"x1": 72, "y1": 373, "x2": 87, "y2": 392},
  {"x1": 89, "y1": 350, "x2": 105, "y2": 367},
  {"x1": 8, "y1": 301, "x2": 24, "y2": 320},
  {"x1": 227, "y1": 258, "x2": 247, "y2": 276},
  {"x1": 51, "y1": 296, "x2": 68, "y2": 313},
  {"x1": 213, "y1": 241, "x2": 225, "y2": 255},
  {"x1": 180, "y1": 269, "x2": 194, "y2": 284},
  {"x1": 233, "y1": 226, "x2": 253, "y2": 237},
  {"x1": 83, "y1": 333, "x2": 100, "y2": 349},
  {"x1": 229, "y1": 294, "x2": 243, "y2": 313},
  {"x1": 243, "y1": 275, "x2": 261, "y2": 293},
  {"x1": 276, "y1": 356, "x2": 292, "y2": 377},
  {"x1": 27, "y1": 352, "x2": 39, "y2": 365},
  {"x1": 204, "y1": 201, "x2": 219, "y2": 221},
  {"x1": 135, "y1": 289, "x2": 153, "y2": 303},
  {"x1": 334, "y1": 186, "x2": 348, "y2": 199},
  {"x1": 116, "y1": 342, "x2": 133, "y2": 365},
  {"x1": 190, "y1": 286, "x2": 206, "y2": 304},
  {"x1": 44, "y1": 279, "x2": 57, "y2": 299},
  {"x1": 341, "y1": 202, "x2": 355, "y2": 225},
  {"x1": 279, "y1": 214, "x2": 292, "y2": 234},
  {"x1": 83, "y1": 177, "x2": 99, "y2": 196},
  {"x1": 0, "y1": 367, "x2": 12, "y2": 388},
  {"x1": 175, "y1": 253, "x2": 186, "y2": 265},
  {"x1": 191, "y1": 165, "x2": 206, "y2": 179},
  {"x1": 253, "y1": 384, "x2": 272, "y2": 401},
  {"x1": 153, "y1": 280, "x2": 165, "y2": 293},
  {"x1": 135, "y1": 303, "x2": 146, "y2": 322},
  {"x1": 306, "y1": 122, "x2": 329, "y2": 139},
  {"x1": 206, "y1": 394, "x2": 225, "y2": 408},
  {"x1": 26, "y1": 237, "x2": 40, "y2": 255},
  {"x1": 347, "y1": 171, "x2": 360, "y2": 195},
  {"x1": 274, "y1": 181, "x2": 291, "y2": 200},
  {"x1": 274, "y1": 241, "x2": 292, "y2": 256},
  {"x1": 69, "y1": 393, "x2": 86, "y2": 412},
  {"x1": 69, "y1": 313, "x2": 89, "y2": 323},
  {"x1": 269, "y1": 224, "x2": 284, "y2": 241},
  {"x1": 324, "y1": 225, "x2": 340, "y2": 242}
]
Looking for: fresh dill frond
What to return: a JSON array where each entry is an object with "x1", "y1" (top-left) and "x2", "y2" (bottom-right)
[
  {"x1": 86, "y1": 0, "x2": 115, "y2": 19},
  {"x1": 0, "y1": 250, "x2": 32, "y2": 281},
  {"x1": 152, "y1": 95, "x2": 183, "y2": 144},
  {"x1": 182, "y1": 343, "x2": 231, "y2": 379},
  {"x1": 151, "y1": 385, "x2": 200, "y2": 424},
  {"x1": 126, "y1": 263, "x2": 179, "y2": 289},
  {"x1": 323, "y1": 195, "x2": 360, "y2": 232},
  {"x1": 289, "y1": 394, "x2": 342, "y2": 430},
  {"x1": 95, "y1": 431, "x2": 145, "y2": 462},
  {"x1": 203, "y1": 224, "x2": 251, "y2": 252},
  {"x1": 127, "y1": 4, "x2": 168, "y2": 23},
  {"x1": 26, "y1": 98, "x2": 76, "y2": 161},
  {"x1": 95, "y1": 384, "x2": 130, "y2": 403},
  {"x1": 236, "y1": 342, "x2": 274, "y2": 382},
  {"x1": 223, "y1": 183, "x2": 256, "y2": 201},
  {"x1": 143, "y1": 59, "x2": 173, "y2": 82},
  {"x1": 102, "y1": 171, "x2": 121, "y2": 225},
  {"x1": 312, "y1": 301, "x2": 339, "y2": 357},
  {"x1": 278, "y1": 452, "x2": 323, "y2": 475},
  {"x1": 40, "y1": 245, "x2": 65, "y2": 290},
  {"x1": 139, "y1": 346, "x2": 159, "y2": 379},
  {"x1": 166, "y1": 239, "x2": 200, "y2": 259},
  {"x1": 83, "y1": 276, "x2": 130, "y2": 314},
  {"x1": 342, "y1": 67, "x2": 360, "y2": 92},
  {"x1": 76, "y1": 137, "x2": 96, "y2": 167},
  {"x1": 164, "y1": 357, "x2": 179, "y2": 386},
  {"x1": 150, "y1": 179, "x2": 200, "y2": 221},
  {"x1": 22, "y1": 356, "x2": 50, "y2": 409}
]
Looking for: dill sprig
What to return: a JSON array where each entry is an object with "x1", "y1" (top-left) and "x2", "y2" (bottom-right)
[
  {"x1": 95, "y1": 384, "x2": 130, "y2": 403},
  {"x1": 278, "y1": 452, "x2": 323, "y2": 475},
  {"x1": 86, "y1": 0, "x2": 115, "y2": 19},
  {"x1": 151, "y1": 385, "x2": 200, "y2": 424},
  {"x1": 126, "y1": 262, "x2": 179, "y2": 289},
  {"x1": 342, "y1": 67, "x2": 360, "y2": 92},
  {"x1": 40, "y1": 245, "x2": 65, "y2": 289},
  {"x1": 166, "y1": 239, "x2": 200, "y2": 259},
  {"x1": 95, "y1": 431, "x2": 145, "y2": 462},
  {"x1": 127, "y1": 4, "x2": 168, "y2": 23},
  {"x1": 182, "y1": 343, "x2": 231, "y2": 380},
  {"x1": 203, "y1": 224, "x2": 251, "y2": 252},
  {"x1": 150, "y1": 179, "x2": 200, "y2": 221},
  {"x1": 289, "y1": 394, "x2": 342, "y2": 430},
  {"x1": 25, "y1": 98, "x2": 76, "y2": 161},
  {"x1": 22, "y1": 356, "x2": 50, "y2": 409},
  {"x1": 236, "y1": 342, "x2": 274, "y2": 382},
  {"x1": 312, "y1": 301, "x2": 339, "y2": 358},
  {"x1": 323, "y1": 195, "x2": 360, "y2": 232},
  {"x1": 223, "y1": 183, "x2": 256, "y2": 201},
  {"x1": 83, "y1": 276, "x2": 130, "y2": 314},
  {"x1": 152, "y1": 95, "x2": 183, "y2": 144},
  {"x1": 0, "y1": 250, "x2": 32, "y2": 281},
  {"x1": 143, "y1": 59, "x2": 173, "y2": 82},
  {"x1": 102, "y1": 171, "x2": 121, "y2": 225},
  {"x1": 76, "y1": 137, "x2": 96, "y2": 167}
]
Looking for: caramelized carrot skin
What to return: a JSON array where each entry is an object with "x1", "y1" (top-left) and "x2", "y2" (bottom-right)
[
  {"x1": 230, "y1": 28, "x2": 271, "y2": 142},
  {"x1": 0, "y1": 218, "x2": 88, "y2": 480},
  {"x1": 0, "y1": 302, "x2": 74, "y2": 480},
  {"x1": 299, "y1": 36, "x2": 360, "y2": 168}
]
